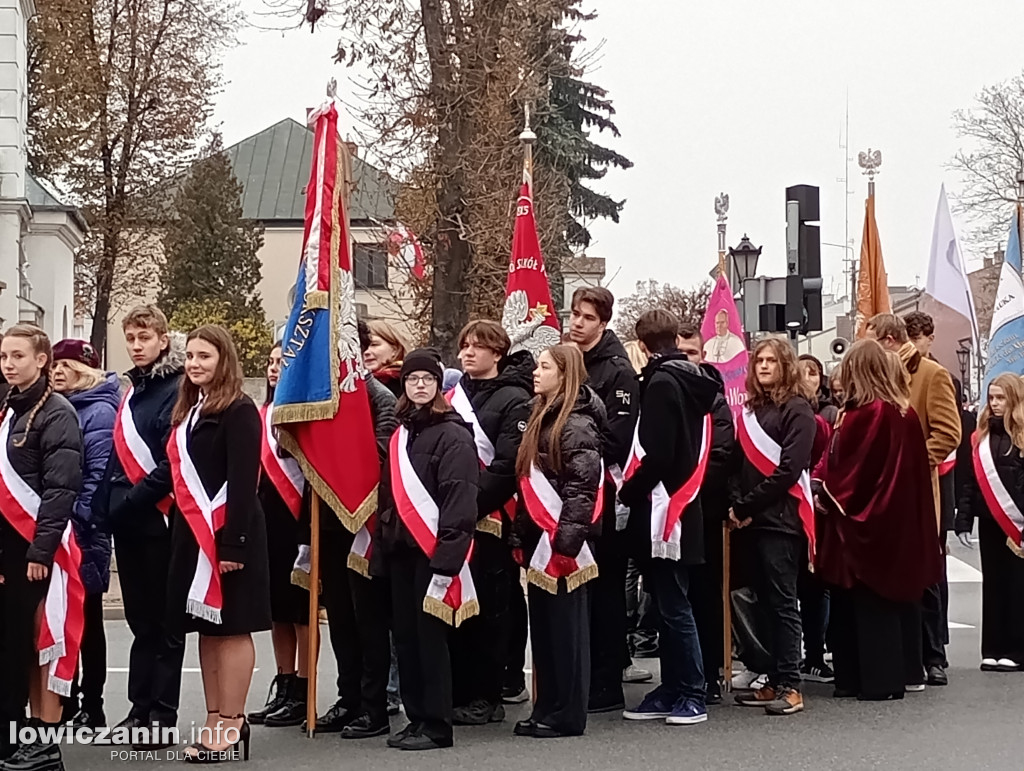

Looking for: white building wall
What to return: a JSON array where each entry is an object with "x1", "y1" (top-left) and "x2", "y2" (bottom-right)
[{"x1": 22, "y1": 211, "x2": 81, "y2": 341}]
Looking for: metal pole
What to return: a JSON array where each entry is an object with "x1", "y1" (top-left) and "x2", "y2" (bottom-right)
[{"x1": 305, "y1": 493, "x2": 321, "y2": 739}]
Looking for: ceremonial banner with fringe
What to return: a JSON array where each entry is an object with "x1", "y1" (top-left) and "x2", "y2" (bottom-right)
[{"x1": 273, "y1": 99, "x2": 379, "y2": 533}]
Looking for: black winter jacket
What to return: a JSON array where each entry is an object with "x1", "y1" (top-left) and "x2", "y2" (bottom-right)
[
  {"x1": 0, "y1": 377, "x2": 83, "y2": 567},
  {"x1": 457, "y1": 349, "x2": 533, "y2": 518},
  {"x1": 511, "y1": 387, "x2": 605, "y2": 562},
  {"x1": 699, "y1": 363, "x2": 736, "y2": 524},
  {"x1": 375, "y1": 408, "x2": 479, "y2": 576},
  {"x1": 955, "y1": 418, "x2": 1024, "y2": 535},
  {"x1": 95, "y1": 334, "x2": 184, "y2": 537},
  {"x1": 583, "y1": 330, "x2": 639, "y2": 467},
  {"x1": 732, "y1": 395, "x2": 815, "y2": 536},
  {"x1": 619, "y1": 353, "x2": 720, "y2": 564}
]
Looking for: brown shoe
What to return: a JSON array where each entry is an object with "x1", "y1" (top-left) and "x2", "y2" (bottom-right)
[
  {"x1": 765, "y1": 687, "x2": 804, "y2": 715},
  {"x1": 734, "y1": 685, "x2": 777, "y2": 707}
]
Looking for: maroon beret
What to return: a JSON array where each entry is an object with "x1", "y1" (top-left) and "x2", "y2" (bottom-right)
[{"x1": 53, "y1": 339, "x2": 101, "y2": 369}]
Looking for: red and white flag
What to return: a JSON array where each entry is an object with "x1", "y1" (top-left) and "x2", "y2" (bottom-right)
[
  {"x1": 623, "y1": 413, "x2": 713, "y2": 560},
  {"x1": 389, "y1": 426, "x2": 479, "y2": 627},
  {"x1": 519, "y1": 462, "x2": 602, "y2": 593},
  {"x1": 259, "y1": 405, "x2": 304, "y2": 519},
  {"x1": 388, "y1": 223, "x2": 426, "y2": 280},
  {"x1": 113, "y1": 386, "x2": 172, "y2": 524},
  {"x1": 973, "y1": 433, "x2": 1024, "y2": 551},
  {"x1": 737, "y1": 407, "x2": 816, "y2": 558},
  {"x1": 938, "y1": 449, "x2": 956, "y2": 478},
  {"x1": 168, "y1": 406, "x2": 228, "y2": 623}
]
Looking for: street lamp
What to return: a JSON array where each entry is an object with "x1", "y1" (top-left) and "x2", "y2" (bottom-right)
[
  {"x1": 956, "y1": 338, "x2": 971, "y2": 402},
  {"x1": 730, "y1": 235, "x2": 762, "y2": 282}
]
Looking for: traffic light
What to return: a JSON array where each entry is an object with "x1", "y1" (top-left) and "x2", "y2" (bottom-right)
[{"x1": 785, "y1": 185, "x2": 823, "y2": 333}]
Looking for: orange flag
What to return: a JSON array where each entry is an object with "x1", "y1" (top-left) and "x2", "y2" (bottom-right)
[{"x1": 854, "y1": 194, "x2": 891, "y2": 338}]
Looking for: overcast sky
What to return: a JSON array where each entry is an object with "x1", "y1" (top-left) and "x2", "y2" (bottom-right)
[{"x1": 213, "y1": 0, "x2": 1024, "y2": 303}]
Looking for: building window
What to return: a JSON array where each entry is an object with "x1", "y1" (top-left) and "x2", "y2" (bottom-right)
[{"x1": 353, "y1": 244, "x2": 389, "y2": 290}]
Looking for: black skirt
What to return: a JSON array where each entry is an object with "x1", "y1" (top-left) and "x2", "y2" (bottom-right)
[
  {"x1": 259, "y1": 477, "x2": 309, "y2": 626},
  {"x1": 167, "y1": 505, "x2": 273, "y2": 637}
]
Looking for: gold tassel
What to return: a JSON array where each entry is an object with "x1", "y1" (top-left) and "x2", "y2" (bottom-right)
[
  {"x1": 422, "y1": 596, "x2": 455, "y2": 626},
  {"x1": 565, "y1": 563, "x2": 599, "y2": 593},
  {"x1": 346, "y1": 552, "x2": 370, "y2": 577},
  {"x1": 1007, "y1": 537, "x2": 1024, "y2": 559},
  {"x1": 526, "y1": 568, "x2": 559, "y2": 595},
  {"x1": 453, "y1": 599, "x2": 480, "y2": 628},
  {"x1": 303, "y1": 290, "x2": 330, "y2": 310},
  {"x1": 476, "y1": 518, "x2": 502, "y2": 538}
]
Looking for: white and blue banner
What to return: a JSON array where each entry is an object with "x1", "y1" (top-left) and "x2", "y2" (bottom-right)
[{"x1": 983, "y1": 210, "x2": 1024, "y2": 396}]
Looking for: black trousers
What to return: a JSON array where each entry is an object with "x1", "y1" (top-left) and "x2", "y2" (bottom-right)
[
  {"x1": 979, "y1": 515, "x2": 1024, "y2": 661},
  {"x1": 750, "y1": 531, "x2": 803, "y2": 690},
  {"x1": 504, "y1": 562, "x2": 528, "y2": 690},
  {"x1": 116, "y1": 532, "x2": 184, "y2": 725},
  {"x1": 390, "y1": 549, "x2": 454, "y2": 743},
  {"x1": 68, "y1": 593, "x2": 107, "y2": 713},
  {"x1": 798, "y1": 560, "x2": 829, "y2": 666},
  {"x1": 921, "y1": 530, "x2": 949, "y2": 669},
  {"x1": 451, "y1": 535, "x2": 510, "y2": 708},
  {"x1": 625, "y1": 559, "x2": 659, "y2": 654},
  {"x1": 589, "y1": 526, "x2": 628, "y2": 705},
  {"x1": 529, "y1": 581, "x2": 590, "y2": 736},
  {"x1": 320, "y1": 527, "x2": 391, "y2": 723},
  {"x1": 0, "y1": 534, "x2": 47, "y2": 725},
  {"x1": 828, "y1": 586, "x2": 909, "y2": 699},
  {"x1": 690, "y1": 521, "x2": 723, "y2": 686}
]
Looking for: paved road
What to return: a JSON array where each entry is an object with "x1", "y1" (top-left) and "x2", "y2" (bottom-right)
[{"x1": 63, "y1": 542, "x2": 1022, "y2": 771}]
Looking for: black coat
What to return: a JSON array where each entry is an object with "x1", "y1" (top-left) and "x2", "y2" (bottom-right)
[
  {"x1": 700, "y1": 363, "x2": 736, "y2": 524},
  {"x1": 619, "y1": 353, "x2": 720, "y2": 565},
  {"x1": 457, "y1": 349, "x2": 533, "y2": 518},
  {"x1": 167, "y1": 396, "x2": 270, "y2": 636},
  {"x1": 731, "y1": 395, "x2": 816, "y2": 537},
  {"x1": 955, "y1": 418, "x2": 1024, "y2": 535},
  {"x1": 95, "y1": 336, "x2": 184, "y2": 537},
  {"x1": 583, "y1": 330, "x2": 639, "y2": 467},
  {"x1": 374, "y1": 409, "x2": 479, "y2": 577},
  {"x1": 0, "y1": 377, "x2": 83, "y2": 568},
  {"x1": 511, "y1": 387, "x2": 605, "y2": 561}
]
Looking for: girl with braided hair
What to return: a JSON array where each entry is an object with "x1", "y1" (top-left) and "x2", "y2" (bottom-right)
[{"x1": 0, "y1": 324, "x2": 84, "y2": 771}]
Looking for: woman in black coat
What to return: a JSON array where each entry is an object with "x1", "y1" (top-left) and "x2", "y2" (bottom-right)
[
  {"x1": 511, "y1": 344, "x2": 603, "y2": 739},
  {"x1": 373, "y1": 349, "x2": 479, "y2": 752},
  {"x1": 167, "y1": 325, "x2": 270, "y2": 762},
  {"x1": 0, "y1": 324, "x2": 83, "y2": 771}
]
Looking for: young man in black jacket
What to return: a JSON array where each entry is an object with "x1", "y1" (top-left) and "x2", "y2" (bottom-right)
[
  {"x1": 732, "y1": 338, "x2": 815, "y2": 716},
  {"x1": 569, "y1": 287, "x2": 644, "y2": 712},
  {"x1": 94, "y1": 305, "x2": 184, "y2": 743},
  {"x1": 677, "y1": 324, "x2": 736, "y2": 704},
  {"x1": 449, "y1": 320, "x2": 533, "y2": 725},
  {"x1": 619, "y1": 310, "x2": 719, "y2": 726}
]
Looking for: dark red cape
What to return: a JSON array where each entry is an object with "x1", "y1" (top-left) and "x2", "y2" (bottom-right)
[{"x1": 813, "y1": 400, "x2": 942, "y2": 603}]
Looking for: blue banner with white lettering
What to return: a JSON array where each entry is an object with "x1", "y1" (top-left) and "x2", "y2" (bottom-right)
[{"x1": 982, "y1": 210, "x2": 1024, "y2": 396}]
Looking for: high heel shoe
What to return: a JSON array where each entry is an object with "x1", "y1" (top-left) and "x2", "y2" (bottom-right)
[{"x1": 183, "y1": 715, "x2": 250, "y2": 763}]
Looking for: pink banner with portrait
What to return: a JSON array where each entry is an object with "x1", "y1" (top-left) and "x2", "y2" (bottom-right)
[{"x1": 700, "y1": 274, "x2": 748, "y2": 417}]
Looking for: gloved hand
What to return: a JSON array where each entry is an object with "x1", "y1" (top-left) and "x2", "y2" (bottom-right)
[{"x1": 956, "y1": 532, "x2": 973, "y2": 549}]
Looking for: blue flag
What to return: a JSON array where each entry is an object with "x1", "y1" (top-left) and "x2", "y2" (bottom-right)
[{"x1": 982, "y1": 210, "x2": 1024, "y2": 396}]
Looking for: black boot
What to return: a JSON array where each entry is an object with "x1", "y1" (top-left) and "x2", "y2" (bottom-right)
[
  {"x1": 247, "y1": 674, "x2": 292, "y2": 725},
  {"x1": 1, "y1": 722, "x2": 63, "y2": 771},
  {"x1": 264, "y1": 676, "x2": 307, "y2": 728}
]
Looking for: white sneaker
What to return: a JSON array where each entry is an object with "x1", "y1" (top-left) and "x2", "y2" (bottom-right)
[
  {"x1": 996, "y1": 658, "x2": 1022, "y2": 671},
  {"x1": 730, "y1": 670, "x2": 764, "y2": 690},
  {"x1": 981, "y1": 658, "x2": 999, "y2": 671},
  {"x1": 622, "y1": 665, "x2": 654, "y2": 684},
  {"x1": 905, "y1": 683, "x2": 926, "y2": 693}
]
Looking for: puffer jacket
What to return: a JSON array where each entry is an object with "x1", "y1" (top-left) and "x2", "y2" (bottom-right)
[
  {"x1": 583, "y1": 330, "x2": 639, "y2": 467},
  {"x1": 0, "y1": 376, "x2": 83, "y2": 567},
  {"x1": 374, "y1": 408, "x2": 479, "y2": 577},
  {"x1": 67, "y1": 373, "x2": 120, "y2": 594},
  {"x1": 511, "y1": 387, "x2": 605, "y2": 561},
  {"x1": 955, "y1": 417, "x2": 1024, "y2": 535}
]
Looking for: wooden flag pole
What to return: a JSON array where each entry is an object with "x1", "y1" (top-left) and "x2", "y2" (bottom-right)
[
  {"x1": 306, "y1": 492, "x2": 321, "y2": 738},
  {"x1": 722, "y1": 522, "x2": 732, "y2": 691}
]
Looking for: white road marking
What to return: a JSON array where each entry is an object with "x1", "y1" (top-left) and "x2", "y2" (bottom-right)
[
  {"x1": 948, "y1": 621, "x2": 975, "y2": 630},
  {"x1": 107, "y1": 668, "x2": 260, "y2": 674},
  {"x1": 947, "y1": 555, "x2": 982, "y2": 583}
]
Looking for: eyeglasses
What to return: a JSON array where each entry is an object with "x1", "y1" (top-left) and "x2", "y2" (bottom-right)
[{"x1": 405, "y1": 374, "x2": 437, "y2": 386}]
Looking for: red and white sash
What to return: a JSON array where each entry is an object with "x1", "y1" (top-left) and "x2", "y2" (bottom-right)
[
  {"x1": 938, "y1": 449, "x2": 956, "y2": 477},
  {"x1": 446, "y1": 384, "x2": 516, "y2": 537},
  {"x1": 519, "y1": 461, "x2": 602, "y2": 593},
  {"x1": 973, "y1": 434, "x2": 1024, "y2": 551},
  {"x1": 389, "y1": 425, "x2": 479, "y2": 626},
  {"x1": 167, "y1": 405, "x2": 228, "y2": 623},
  {"x1": 113, "y1": 386, "x2": 172, "y2": 525},
  {"x1": 0, "y1": 411, "x2": 85, "y2": 696},
  {"x1": 259, "y1": 405, "x2": 303, "y2": 519},
  {"x1": 347, "y1": 513, "x2": 375, "y2": 577},
  {"x1": 622, "y1": 413, "x2": 714, "y2": 560},
  {"x1": 737, "y1": 407, "x2": 816, "y2": 558}
]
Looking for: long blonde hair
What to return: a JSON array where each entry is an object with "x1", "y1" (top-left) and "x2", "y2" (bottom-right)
[
  {"x1": 56, "y1": 359, "x2": 106, "y2": 392},
  {"x1": 623, "y1": 340, "x2": 648, "y2": 374},
  {"x1": 745, "y1": 338, "x2": 810, "y2": 408},
  {"x1": 516, "y1": 345, "x2": 586, "y2": 477},
  {"x1": 839, "y1": 340, "x2": 910, "y2": 412},
  {"x1": 977, "y1": 373, "x2": 1024, "y2": 453}
]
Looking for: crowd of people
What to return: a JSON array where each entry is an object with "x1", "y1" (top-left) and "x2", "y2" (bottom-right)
[{"x1": 0, "y1": 292, "x2": 1022, "y2": 767}]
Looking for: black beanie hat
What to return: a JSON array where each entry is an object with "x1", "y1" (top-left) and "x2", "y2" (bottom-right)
[{"x1": 400, "y1": 348, "x2": 444, "y2": 384}]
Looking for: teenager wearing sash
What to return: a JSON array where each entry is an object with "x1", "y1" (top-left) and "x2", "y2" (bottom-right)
[
  {"x1": 0, "y1": 324, "x2": 84, "y2": 771},
  {"x1": 166, "y1": 325, "x2": 270, "y2": 762},
  {"x1": 511, "y1": 344, "x2": 604, "y2": 739},
  {"x1": 567, "y1": 287, "x2": 646, "y2": 713},
  {"x1": 955, "y1": 373, "x2": 1024, "y2": 672},
  {"x1": 93, "y1": 305, "x2": 185, "y2": 742},
  {"x1": 676, "y1": 324, "x2": 736, "y2": 705},
  {"x1": 363, "y1": 321, "x2": 410, "y2": 398},
  {"x1": 618, "y1": 311, "x2": 718, "y2": 727},
  {"x1": 812, "y1": 341, "x2": 942, "y2": 700},
  {"x1": 731, "y1": 337, "x2": 815, "y2": 716},
  {"x1": 245, "y1": 343, "x2": 310, "y2": 728},
  {"x1": 450, "y1": 320, "x2": 533, "y2": 726},
  {"x1": 373, "y1": 348, "x2": 479, "y2": 751},
  {"x1": 299, "y1": 320, "x2": 397, "y2": 738},
  {"x1": 51, "y1": 340, "x2": 119, "y2": 729}
]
